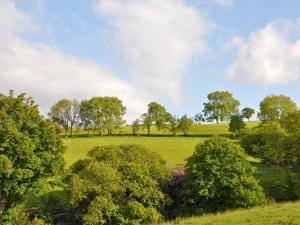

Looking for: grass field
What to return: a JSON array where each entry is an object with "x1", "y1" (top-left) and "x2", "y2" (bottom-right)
[
  {"x1": 156, "y1": 201, "x2": 300, "y2": 225},
  {"x1": 64, "y1": 122, "x2": 294, "y2": 201},
  {"x1": 64, "y1": 136, "x2": 205, "y2": 167},
  {"x1": 72, "y1": 121, "x2": 260, "y2": 137}
]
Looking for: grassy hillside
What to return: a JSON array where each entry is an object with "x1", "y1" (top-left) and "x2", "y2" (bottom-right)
[
  {"x1": 63, "y1": 121, "x2": 294, "y2": 201},
  {"x1": 64, "y1": 136, "x2": 205, "y2": 167},
  {"x1": 156, "y1": 201, "x2": 300, "y2": 225},
  {"x1": 72, "y1": 121, "x2": 260, "y2": 137}
]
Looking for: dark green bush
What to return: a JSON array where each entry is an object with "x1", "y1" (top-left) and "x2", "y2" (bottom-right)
[
  {"x1": 65, "y1": 144, "x2": 171, "y2": 225},
  {"x1": 180, "y1": 136, "x2": 266, "y2": 215}
]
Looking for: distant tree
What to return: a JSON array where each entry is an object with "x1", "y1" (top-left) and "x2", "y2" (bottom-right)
[
  {"x1": 0, "y1": 92, "x2": 65, "y2": 219},
  {"x1": 203, "y1": 91, "x2": 240, "y2": 123},
  {"x1": 280, "y1": 110, "x2": 300, "y2": 166},
  {"x1": 242, "y1": 107, "x2": 255, "y2": 121},
  {"x1": 66, "y1": 145, "x2": 170, "y2": 225},
  {"x1": 141, "y1": 102, "x2": 168, "y2": 135},
  {"x1": 89, "y1": 97, "x2": 126, "y2": 135},
  {"x1": 180, "y1": 137, "x2": 265, "y2": 215},
  {"x1": 229, "y1": 114, "x2": 246, "y2": 134},
  {"x1": 49, "y1": 99, "x2": 72, "y2": 137},
  {"x1": 258, "y1": 95, "x2": 297, "y2": 122},
  {"x1": 132, "y1": 119, "x2": 140, "y2": 136},
  {"x1": 141, "y1": 113, "x2": 153, "y2": 135},
  {"x1": 178, "y1": 115, "x2": 193, "y2": 136},
  {"x1": 68, "y1": 99, "x2": 80, "y2": 137},
  {"x1": 79, "y1": 100, "x2": 94, "y2": 136},
  {"x1": 240, "y1": 122, "x2": 286, "y2": 164},
  {"x1": 163, "y1": 113, "x2": 179, "y2": 136},
  {"x1": 194, "y1": 113, "x2": 205, "y2": 124}
]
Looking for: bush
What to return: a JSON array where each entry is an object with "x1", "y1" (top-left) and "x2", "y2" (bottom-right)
[
  {"x1": 240, "y1": 122, "x2": 286, "y2": 164},
  {"x1": 65, "y1": 144, "x2": 171, "y2": 225},
  {"x1": 179, "y1": 137, "x2": 266, "y2": 215}
]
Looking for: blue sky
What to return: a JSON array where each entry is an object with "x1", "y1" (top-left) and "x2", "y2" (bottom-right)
[{"x1": 1, "y1": 0, "x2": 300, "y2": 121}]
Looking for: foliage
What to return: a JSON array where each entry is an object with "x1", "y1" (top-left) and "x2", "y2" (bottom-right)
[
  {"x1": 241, "y1": 107, "x2": 255, "y2": 121},
  {"x1": 193, "y1": 113, "x2": 205, "y2": 124},
  {"x1": 131, "y1": 119, "x2": 140, "y2": 136},
  {"x1": 141, "y1": 102, "x2": 168, "y2": 135},
  {"x1": 229, "y1": 114, "x2": 246, "y2": 134},
  {"x1": 49, "y1": 99, "x2": 80, "y2": 137},
  {"x1": 258, "y1": 95, "x2": 297, "y2": 122},
  {"x1": 162, "y1": 114, "x2": 179, "y2": 136},
  {"x1": 0, "y1": 92, "x2": 65, "y2": 220},
  {"x1": 180, "y1": 137, "x2": 265, "y2": 215},
  {"x1": 89, "y1": 97, "x2": 126, "y2": 135},
  {"x1": 65, "y1": 144, "x2": 171, "y2": 225},
  {"x1": 177, "y1": 115, "x2": 193, "y2": 136},
  {"x1": 203, "y1": 91, "x2": 240, "y2": 123},
  {"x1": 79, "y1": 100, "x2": 94, "y2": 136},
  {"x1": 240, "y1": 122, "x2": 286, "y2": 164}
]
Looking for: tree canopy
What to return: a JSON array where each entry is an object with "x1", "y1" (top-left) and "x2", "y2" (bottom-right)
[
  {"x1": 65, "y1": 145, "x2": 171, "y2": 225},
  {"x1": 180, "y1": 137, "x2": 265, "y2": 215},
  {"x1": 242, "y1": 107, "x2": 255, "y2": 121},
  {"x1": 258, "y1": 95, "x2": 297, "y2": 122},
  {"x1": 203, "y1": 91, "x2": 240, "y2": 123},
  {"x1": 0, "y1": 92, "x2": 65, "y2": 218}
]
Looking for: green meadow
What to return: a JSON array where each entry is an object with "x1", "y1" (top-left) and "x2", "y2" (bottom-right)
[
  {"x1": 64, "y1": 121, "x2": 293, "y2": 202},
  {"x1": 156, "y1": 201, "x2": 300, "y2": 225}
]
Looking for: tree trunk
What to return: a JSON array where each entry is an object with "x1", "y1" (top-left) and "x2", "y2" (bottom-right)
[
  {"x1": 0, "y1": 194, "x2": 5, "y2": 223},
  {"x1": 64, "y1": 128, "x2": 68, "y2": 138},
  {"x1": 147, "y1": 126, "x2": 150, "y2": 135},
  {"x1": 70, "y1": 124, "x2": 73, "y2": 137}
]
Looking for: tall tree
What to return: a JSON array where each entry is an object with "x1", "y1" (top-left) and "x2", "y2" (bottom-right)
[
  {"x1": 141, "y1": 102, "x2": 168, "y2": 135},
  {"x1": 241, "y1": 107, "x2": 255, "y2": 121},
  {"x1": 49, "y1": 99, "x2": 72, "y2": 137},
  {"x1": 178, "y1": 115, "x2": 193, "y2": 136},
  {"x1": 203, "y1": 91, "x2": 240, "y2": 123},
  {"x1": 132, "y1": 119, "x2": 140, "y2": 136},
  {"x1": 194, "y1": 113, "x2": 205, "y2": 124},
  {"x1": 0, "y1": 92, "x2": 65, "y2": 219},
  {"x1": 89, "y1": 97, "x2": 126, "y2": 135},
  {"x1": 258, "y1": 95, "x2": 297, "y2": 122},
  {"x1": 229, "y1": 114, "x2": 246, "y2": 134},
  {"x1": 49, "y1": 99, "x2": 80, "y2": 137},
  {"x1": 163, "y1": 113, "x2": 179, "y2": 136},
  {"x1": 68, "y1": 99, "x2": 80, "y2": 137},
  {"x1": 79, "y1": 100, "x2": 94, "y2": 136}
]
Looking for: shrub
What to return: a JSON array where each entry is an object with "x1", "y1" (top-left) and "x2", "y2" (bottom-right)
[
  {"x1": 180, "y1": 137, "x2": 266, "y2": 215},
  {"x1": 65, "y1": 144, "x2": 171, "y2": 225}
]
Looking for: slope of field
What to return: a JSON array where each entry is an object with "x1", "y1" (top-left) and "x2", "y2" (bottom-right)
[
  {"x1": 157, "y1": 201, "x2": 300, "y2": 225},
  {"x1": 72, "y1": 122, "x2": 260, "y2": 137},
  {"x1": 64, "y1": 136, "x2": 205, "y2": 167}
]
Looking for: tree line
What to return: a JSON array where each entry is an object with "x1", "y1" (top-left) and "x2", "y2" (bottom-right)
[{"x1": 49, "y1": 91, "x2": 258, "y2": 137}]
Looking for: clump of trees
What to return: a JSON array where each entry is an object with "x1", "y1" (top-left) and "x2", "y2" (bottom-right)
[
  {"x1": 38, "y1": 145, "x2": 171, "y2": 225},
  {"x1": 139, "y1": 102, "x2": 194, "y2": 136},
  {"x1": 0, "y1": 91, "x2": 65, "y2": 224},
  {"x1": 203, "y1": 91, "x2": 240, "y2": 123},
  {"x1": 177, "y1": 137, "x2": 265, "y2": 215},
  {"x1": 50, "y1": 97, "x2": 126, "y2": 137},
  {"x1": 241, "y1": 95, "x2": 300, "y2": 166}
]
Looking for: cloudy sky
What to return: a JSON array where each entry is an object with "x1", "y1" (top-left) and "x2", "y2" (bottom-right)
[{"x1": 1, "y1": 0, "x2": 300, "y2": 121}]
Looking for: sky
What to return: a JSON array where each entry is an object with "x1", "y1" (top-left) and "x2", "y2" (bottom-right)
[{"x1": 1, "y1": 0, "x2": 300, "y2": 122}]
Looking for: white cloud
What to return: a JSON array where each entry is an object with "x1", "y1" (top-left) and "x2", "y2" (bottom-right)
[
  {"x1": 0, "y1": 0, "x2": 148, "y2": 121},
  {"x1": 226, "y1": 20, "x2": 300, "y2": 85},
  {"x1": 95, "y1": 0, "x2": 211, "y2": 105}
]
